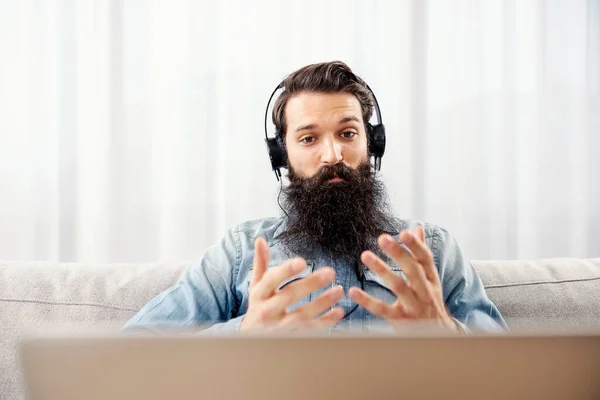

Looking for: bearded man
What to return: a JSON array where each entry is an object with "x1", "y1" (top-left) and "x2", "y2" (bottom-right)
[{"x1": 124, "y1": 61, "x2": 506, "y2": 334}]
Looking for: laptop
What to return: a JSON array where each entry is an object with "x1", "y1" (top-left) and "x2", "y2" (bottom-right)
[{"x1": 20, "y1": 330, "x2": 600, "y2": 400}]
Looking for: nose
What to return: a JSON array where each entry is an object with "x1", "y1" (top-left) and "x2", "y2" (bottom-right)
[{"x1": 320, "y1": 137, "x2": 343, "y2": 165}]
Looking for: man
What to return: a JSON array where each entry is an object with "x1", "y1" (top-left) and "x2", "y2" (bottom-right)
[{"x1": 124, "y1": 61, "x2": 506, "y2": 334}]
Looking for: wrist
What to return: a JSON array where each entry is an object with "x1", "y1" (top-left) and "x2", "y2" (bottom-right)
[
  {"x1": 441, "y1": 313, "x2": 461, "y2": 333},
  {"x1": 449, "y1": 317, "x2": 467, "y2": 334},
  {"x1": 239, "y1": 314, "x2": 249, "y2": 332}
]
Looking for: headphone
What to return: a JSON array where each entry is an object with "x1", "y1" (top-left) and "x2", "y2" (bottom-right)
[{"x1": 263, "y1": 81, "x2": 386, "y2": 181}]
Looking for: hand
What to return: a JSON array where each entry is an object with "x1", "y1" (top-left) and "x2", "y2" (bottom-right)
[
  {"x1": 348, "y1": 226, "x2": 459, "y2": 333},
  {"x1": 240, "y1": 237, "x2": 345, "y2": 333}
]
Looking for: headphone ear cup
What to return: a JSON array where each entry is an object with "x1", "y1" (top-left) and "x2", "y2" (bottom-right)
[
  {"x1": 367, "y1": 123, "x2": 375, "y2": 155},
  {"x1": 265, "y1": 135, "x2": 286, "y2": 172},
  {"x1": 368, "y1": 123, "x2": 386, "y2": 158},
  {"x1": 275, "y1": 132, "x2": 288, "y2": 168}
]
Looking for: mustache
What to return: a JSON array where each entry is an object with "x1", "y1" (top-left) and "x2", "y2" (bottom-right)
[{"x1": 303, "y1": 163, "x2": 363, "y2": 186}]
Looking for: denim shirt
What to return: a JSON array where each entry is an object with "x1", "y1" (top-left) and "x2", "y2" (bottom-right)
[{"x1": 123, "y1": 217, "x2": 507, "y2": 333}]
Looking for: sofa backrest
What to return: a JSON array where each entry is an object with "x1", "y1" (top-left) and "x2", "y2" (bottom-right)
[
  {"x1": 1, "y1": 258, "x2": 600, "y2": 400},
  {"x1": 0, "y1": 261, "x2": 189, "y2": 400},
  {"x1": 473, "y1": 258, "x2": 600, "y2": 329}
]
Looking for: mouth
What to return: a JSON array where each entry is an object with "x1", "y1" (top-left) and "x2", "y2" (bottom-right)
[{"x1": 327, "y1": 175, "x2": 343, "y2": 183}]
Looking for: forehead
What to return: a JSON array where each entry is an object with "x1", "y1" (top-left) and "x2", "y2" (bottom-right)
[{"x1": 285, "y1": 92, "x2": 363, "y2": 127}]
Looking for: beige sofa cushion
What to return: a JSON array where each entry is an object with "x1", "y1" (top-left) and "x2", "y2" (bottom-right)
[{"x1": 0, "y1": 261, "x2": 190, "y2": 400}]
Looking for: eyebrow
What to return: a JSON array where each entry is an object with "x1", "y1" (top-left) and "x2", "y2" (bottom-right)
[
  {"x1": 294, "y1": 116, "x2": 361, "y2": 133},
  {"x1": 339, "y1": 116, "x2": 360, "y2": 124}
]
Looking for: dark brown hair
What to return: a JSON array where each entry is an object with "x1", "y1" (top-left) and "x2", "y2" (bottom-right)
[{"x1": 272, "y1": 61, "x2": 374, "y2": 140}]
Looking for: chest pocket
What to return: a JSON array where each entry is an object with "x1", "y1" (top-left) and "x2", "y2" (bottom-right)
[
  {"x1": 274, "y1": 260, "x2": 315, "y2": 290},
  {"x1": 363, "y1": 267, "x2": 407, "y2": 305},
  {"x1": 247, "y1": 261, "x2": 315, "y2": 289},
  {"x1": 267, "y1": 260, "x2": 315, "y2": 312}
]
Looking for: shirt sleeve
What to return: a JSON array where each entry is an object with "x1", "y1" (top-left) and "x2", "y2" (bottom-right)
[
  {"x1": 122, "y1": 227, "x2": 243, "y2": 334},
  {"x1": 432, "y1": 226, "x2": 508, "y2": 332}
]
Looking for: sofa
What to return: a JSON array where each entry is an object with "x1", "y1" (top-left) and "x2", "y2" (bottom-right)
[{"x1": 1, "y1": 258, "x2": 600, "y2": 400}]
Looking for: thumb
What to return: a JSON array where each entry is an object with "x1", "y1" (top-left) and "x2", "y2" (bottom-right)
[{"x1": 250, "y1": 237, "x2": 269, "y2": 289}]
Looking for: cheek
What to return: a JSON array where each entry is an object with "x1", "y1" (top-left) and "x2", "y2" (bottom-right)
[
  {"x1": 286, "y1": 145, "x2": 320, "y2": 176},
  {"x1": 344, "y1": 142, "x2": 369, "y2": 166}
]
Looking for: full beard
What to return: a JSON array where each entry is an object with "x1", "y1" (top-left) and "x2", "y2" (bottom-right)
[{"x1": 277, "y1": 160, "x2": 398, "y2": 275}]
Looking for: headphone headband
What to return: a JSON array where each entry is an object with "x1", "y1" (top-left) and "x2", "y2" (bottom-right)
[
  {"x1": 264, "y1": 80, "x2": 386, "y2": 180},
  {"x1": 264, "y1": 82, "x2": 284, "y2": 142}
]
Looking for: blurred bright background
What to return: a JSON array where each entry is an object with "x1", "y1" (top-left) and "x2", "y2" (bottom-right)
[{"x1": 0, "y1": 0, "x2": 598, "y2": 263}]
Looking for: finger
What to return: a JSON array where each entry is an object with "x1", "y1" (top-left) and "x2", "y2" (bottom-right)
[
  {"x1": 252, "y1": 258, "x2": 306, "y2": 300},
  {"x1": 258, "y1": 268, "x2": 336, "y2": 318},
  {"x1": 275, "y1": 268, "x2": 336, "y2": 309},
  {"x1": 250, "y1": 237, "x2": 269, "y2": 289},
  {"x1": 253, "y1": 283, "x2": 338, "y2": 324},
  {"x1": 274, "y1": 311, "x2": 310, "y2": 333},
  {"x1": 309, "y1": 307, "x2": 345, "y2": 330},
  {"x1": 291, "y1": 285, "x2": 344, "y2": 320},
  {"x1": 279, "y1": 307, "x2": 345, "y2": 333},
  {"x1": 414, "y1": 225, "x2": 425, "y2": 243},
  {"x1": 376, "y1": 235, "x2": 434, "y2": 305},
  {"x1": 251, "y1": 267, "x2": 335, "y2": 322},
  {"x1": 360, "y1": 249, "x2": 418, "y2": 307},
  {"x1": 399, "y1": 229, "x2": 439, "y2": 284},
  {"x1": 348, "y1": 288, "x2": 405, "y2": 320}
]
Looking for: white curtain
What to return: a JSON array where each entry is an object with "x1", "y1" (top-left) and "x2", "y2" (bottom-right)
[{"x1": 0, "y1": 0, "x2": 598, "y2": 263}]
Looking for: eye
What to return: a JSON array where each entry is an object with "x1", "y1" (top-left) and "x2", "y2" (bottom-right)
[
  {"x1": 300, "y1": 136, "x2": 315, "y2": 144},
  {"x1": 340, "y1": 131, "x2": 357, "y2": 139}
]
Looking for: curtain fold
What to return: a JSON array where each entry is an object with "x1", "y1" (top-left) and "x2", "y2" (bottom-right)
[{"x1": 0, "y1": 0, "x2": 597, "y2": 262}]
